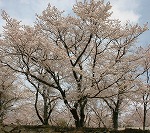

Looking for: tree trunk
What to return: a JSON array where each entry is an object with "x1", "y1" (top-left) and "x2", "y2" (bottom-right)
[
  {"x1": 70, "y1": 108, "x2": 80, "y2": 127},
  {"x1": 35, "y1": 90, "x2": 45, "y2": 124},
  {"x1": 43, "y1": 96, "x2": 49, "y2": 125},
  {"x1": 143, "y1": 102, "x2": 147, "y2": 131},
  {"x1": 69, "y1": 102, "x2": 86, "y2": 128},
  {"x1": 0, "y1": 93, "x2": 3, "y2": 124},
  {"x1": 79, "y1": 100, "x2": 86, "y2": 127},
  {"x1": 61, "y1": 89, "x2": 87, "y2": 128},
  {"x1": 112, "y1": 110, "x2": 119, "y2": 130},
  {"x1": 143, "y1": 63, "x2": 149, "y2": 131},
  {"x1": 35, "y1": 89, "x2": 51, "y2": 125},
  {"x1": 0, "y1": 113, "x2": 3, "y2": 125}
]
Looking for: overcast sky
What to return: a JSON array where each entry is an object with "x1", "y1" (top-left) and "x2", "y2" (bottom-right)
[{"x1": 0, "y1": 0, "x2": 149, "y2": 46}]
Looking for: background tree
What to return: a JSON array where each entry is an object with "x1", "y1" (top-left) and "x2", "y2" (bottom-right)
[
  {"x1": 5, "y1": 92, "x2": 39, "y2": 125},
  {"x1": 131, "y1": 46, "x2": 150, "y2": 130},
  {"x1": 140, "y1": 46, "x2": 150, "y2": 130},
  {"x1": 26, "y1": 77, "x2": 58, "y2": 125},
  {"x1": 0, "y1": 65, "x2": 20, "y2": 124},
  {"x1": 102, "y1": 55, "x2": 146, "y2": 130},
  {"x1": 119, "y1": 46, "x2": 150, "y2": 129},
  {"x1": 87, "y1": 99, "x2": 111, "y2": 128}
]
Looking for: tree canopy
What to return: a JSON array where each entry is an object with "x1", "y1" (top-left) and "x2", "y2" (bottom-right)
[{"x1": 0, "y1": 0, "x2": 149, "y2": 130}]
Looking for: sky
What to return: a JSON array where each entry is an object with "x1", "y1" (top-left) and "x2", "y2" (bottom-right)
[{"x1": 0, "y1": 0, "x2": 149, "y2": 46}]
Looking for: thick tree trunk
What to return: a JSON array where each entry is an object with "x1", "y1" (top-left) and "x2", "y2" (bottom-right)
[
  {"x1": 103, "y1": 98, "x2": 120, "y2": 130},
  {"x1": 43, "y1": 97, "x2": 49, "y2": 125},
  {"x1": 143, "y1": 102, "x2": 147, "y2": 131},
  {"x1": 70, "y1": 108, "x2": 81, "y2": 128},
  {"x1": 61, "y1": 88, "x2": 87, "y2": 128},
  {"x1": 0, "y1": 114, "x2": 3, "y2": 125},
  {"x1": 79, "y1": 102, "x2": 86, "y2": 127},
  {"x1": 69, "y1": 102, "x2": 86, "y2": 128},
  {"x1": 112, "y1": 110, "x2": 119, "y2": 130}
]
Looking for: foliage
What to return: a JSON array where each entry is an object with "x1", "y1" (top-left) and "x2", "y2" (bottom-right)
[
  {"x1": 0, "y1": 0, "x2": 149, "y2": 129},
  {"x1": 0, "y1": 65, "x2": 20, "y2": 124}
]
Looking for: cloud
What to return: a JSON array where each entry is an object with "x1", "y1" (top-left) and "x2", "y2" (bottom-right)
[
  {"x1": 34, "y1": 0, "x2": 75, "y2": 15},
  {"x1": 0, "y1": 0, "x2": 144, "y2": 31},
  {"x1": 0, "y1": 0, "x2": 75, "y2": 32},
  {"x1": 109, "y1": 0, "x2": 141, "y2": 23},
  {"x1": 20, "y1": 0, "x2": 30, "y2": 5},
  {"x1": 41, "y1": 0, "x2": 141, "y2": 23},
  {"x1": 0, "y1": 0, "x2": 149, "y2": 46},
  {"x1": 0, "y1": 0, "x2": 142, "y2": 24}
]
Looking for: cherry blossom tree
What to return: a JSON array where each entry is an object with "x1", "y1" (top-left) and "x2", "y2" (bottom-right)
[
  {"x1": 0, "y1": 0, "x2": 148, "y2": 128},
  {"x1": 140, "y1": 47, "x2": 150, "y2": 130},
  {"x1": 87, "y1": 99, "x2": 111, "y2": 128},
  {"x1": 132, "y1": 46, "x2": 150, "y2": 130},
  {"x1": 26, "y1": 77, "x2": 58, "y2": 125},
  {"x1": 0, "y1": 65, "x2": 20, "y2": 124},
  {"x1": 119, "y1": 46, "x2": 150, "y2": 129},
  {"x1": 101, "y1": 58, "x2": 147, "y2": 130}
]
